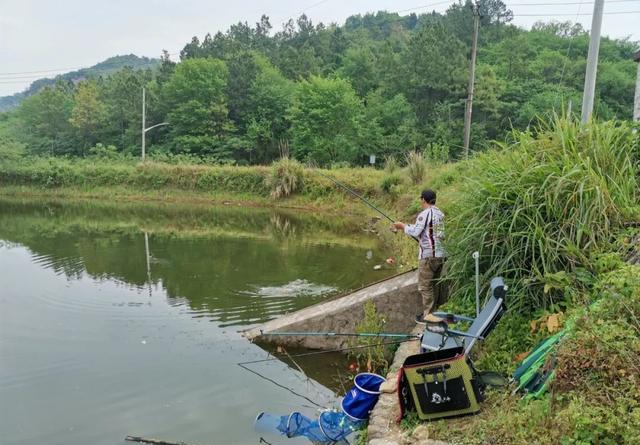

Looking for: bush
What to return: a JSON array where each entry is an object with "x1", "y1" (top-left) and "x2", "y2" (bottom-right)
[
  {"x1": 424, "y1": 142, "x2": 449, "y2": 165},
  {"x1": 380, "y1": 173, "x2": 402, "y2": 194},
  {"x1": 445, "y1": 117, "x2": 639, "y2": 311},
  {"x1": 266, "y1": 157, "x2": 304, "y2": 199},
  {"x1": 88, "y1": 143, "x2": 122, "y2": 160},
  {"x1": 405, "y1": 151, "x2": 426, "y2": 184}
]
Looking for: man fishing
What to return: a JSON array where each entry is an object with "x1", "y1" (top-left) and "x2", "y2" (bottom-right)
[{"x1": 393, "y1": 189, "x2": 447, "y2": 323}]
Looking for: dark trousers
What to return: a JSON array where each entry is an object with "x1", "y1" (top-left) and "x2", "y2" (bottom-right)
[{"x1": 418, "y1": 257, "x2": 448, "y2": 316}]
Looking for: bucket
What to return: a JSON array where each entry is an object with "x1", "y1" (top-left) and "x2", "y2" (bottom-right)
[{"x1": 341, "y1": 373, "x2": 386, "y2": 421}]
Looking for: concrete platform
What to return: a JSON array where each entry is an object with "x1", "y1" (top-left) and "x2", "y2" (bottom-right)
[{"x1": 242, "y1": 269, "x2": 420, "y2": 350}]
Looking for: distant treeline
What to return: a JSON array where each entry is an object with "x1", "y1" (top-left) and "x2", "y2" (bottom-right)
[{"x1": 1, "y1": 0, "x2": 637, "y2": 165}]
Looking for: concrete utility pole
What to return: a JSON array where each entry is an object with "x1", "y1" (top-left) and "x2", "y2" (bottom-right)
[
  {"x1": 581, "y1": 0, "x2": 605, "y2": 123},
  {"x1": 463, "y1": 2, "x2": 480, "y2": 158},
  {"x1": 142, "y1": 87, "x2": 146, "y2": 160},
  {"x1": 634, "y1": 50, "x2": 640, "y2": 122},
  {"x1": 141, "y1": 87, "x2": 169, "y2": 161}
]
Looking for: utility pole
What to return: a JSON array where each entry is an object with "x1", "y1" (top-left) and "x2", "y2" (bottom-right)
[
  {"x1": 141, "y1": 87, "x2": 168, "y2": 161},
  {"x1": 463, "y1": 1, "x2": 480, "y2": 158},
  {"x1": 141, "y1": 87, "x2": 146, "y2": 161},
  {"x1": 581, "y1": 0, "x2": 605, "y2": 123},
  {"x1": 633, "y1": 50, "x2": 640, "y2": 122}
]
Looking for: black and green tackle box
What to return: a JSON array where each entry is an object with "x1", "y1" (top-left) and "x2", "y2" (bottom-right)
[{"x1": 399, "y1": 347, "x2": 481, "y2": 420}]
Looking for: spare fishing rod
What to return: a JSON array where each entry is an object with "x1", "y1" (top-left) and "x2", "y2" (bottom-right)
[{"x1": 260, "y1": 330, "x2": 418, "y2": 339}]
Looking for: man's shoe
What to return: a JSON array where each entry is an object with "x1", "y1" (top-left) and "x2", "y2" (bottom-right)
[
  {"x1": 424, "y1": 313, "x2": 445, "y2": 323},
  {"x1": 415, "y1": 313, "x2": 445, "y2": 324}
]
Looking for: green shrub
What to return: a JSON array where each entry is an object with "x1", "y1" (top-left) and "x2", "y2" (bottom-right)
[
  {"x1": 350, "y1": 301, "x2": 389, "y2": 373},
  {"x1": 424, "y1": 142, "x2": 449, "y2": 165},
  {"x1": 266, "y1": 157, "x2": 304, "y2": 199},
  {"x1": 88, "y1": 143, "x2": 121, "y2": 160},
  {"x1": 405, "y1": 151, "x2": 426, "y2": 184},
  {"x1": 380, "y1": 173, "x2": 402, "y2": 194}
]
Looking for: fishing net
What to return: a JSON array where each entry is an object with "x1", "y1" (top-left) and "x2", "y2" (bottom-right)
[
  {"x1": 255, "y1": 411, "x2": 362, "y2": 443},
  {"x1": 254, "y1": 373, "x2": 385, "y2": 443}
]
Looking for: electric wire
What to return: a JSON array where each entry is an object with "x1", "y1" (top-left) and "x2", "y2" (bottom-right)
[
  {"x1": 0, "y1": 53, "x2": 179, "y2": 78},
  {"x1": 512, "y1": 10, "x2": 640, "y2": 15},
  {"x1": 558, "y1": 0, "x2": 586, "y2": 92}
]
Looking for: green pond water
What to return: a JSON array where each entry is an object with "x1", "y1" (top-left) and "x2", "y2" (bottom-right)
[{"x1": 0, "y1": 199, "x2": 396, "y2": 445}]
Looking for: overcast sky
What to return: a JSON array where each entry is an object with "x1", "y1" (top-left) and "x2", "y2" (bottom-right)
[{"x1": 1, "y1": 0, "x2": 638, "y2": 97}]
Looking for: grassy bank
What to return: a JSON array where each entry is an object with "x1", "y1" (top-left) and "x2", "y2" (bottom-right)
[{"x1": 0, "y1": 157, "x2": 387, "y2": 210}]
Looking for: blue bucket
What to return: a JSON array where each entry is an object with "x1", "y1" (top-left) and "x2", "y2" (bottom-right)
[{"x1": 341, "y1": 373, "x2": 386, "y2": 421}]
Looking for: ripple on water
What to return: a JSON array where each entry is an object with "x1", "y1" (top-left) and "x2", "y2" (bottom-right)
[{"x1": 242, "y1": 279, "x2": 337, "y2": 298}]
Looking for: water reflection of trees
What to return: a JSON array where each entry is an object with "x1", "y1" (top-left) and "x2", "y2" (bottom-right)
[{"x1": 0, "y1": 199, "x2": 391, "y2": 326}]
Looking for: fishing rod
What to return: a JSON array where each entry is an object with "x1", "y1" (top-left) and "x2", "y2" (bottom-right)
[
  {"x1": 312, "y1": 168, "x2": 396, "y2": 223},
  {"x1": 260, "y1": 329, "x2": 418, "y2": 339},
  {"x1": 239, "y1": 338, "x2": 419, "y2": 366},
  {"x1": 311, "y1": 168, "x2": 419, "y2": 243},
  {"x1": 237, "y1": 337, "x2": 420, "y2": 409}
]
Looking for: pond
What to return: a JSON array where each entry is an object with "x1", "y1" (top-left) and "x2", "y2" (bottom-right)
[{"x1": 0, "y1": 198, "x2": 396, "y2": 445}]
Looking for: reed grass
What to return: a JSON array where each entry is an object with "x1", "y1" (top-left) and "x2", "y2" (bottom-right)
[
  {"x1": 405, "y1": 151, "x2": 426, "y2": 184},
  {"x1": 445, "y1": 117, "x2": 639, "y2": 311},
  {"x1": 266, "y1": 157, "x2": 304, "y2": 199}
]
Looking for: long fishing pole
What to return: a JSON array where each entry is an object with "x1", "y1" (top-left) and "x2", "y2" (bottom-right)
[
  {"x1": 260, "y1": 330, "x2": 418, "y2": 339},
  {"x1": 239, "y1": 338, "x2": 419, "y2": 366},
  {"x1": 311, "y1": 168, "x2": 419, "y2": 243},
  {"x1": 312, "y1": 168, "x2": 396, "y2": 223},
  {"x1": 237, "y1": 337, "x2": 420, "y2": 409}
]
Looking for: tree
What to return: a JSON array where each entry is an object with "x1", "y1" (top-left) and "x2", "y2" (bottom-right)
[
  {"x1": 161, "y1": 58, "x2": 234, "y2": 159},
  {"x1": 69, "y1": 80, "x2": 107, "y2": 153},
  {"x1": 401, "y1": 22, "x2": 468, "y2": 123},
  {"x1": 338, "y1": 45, "x2": 379, "y2": 97},
  {"x1": 288, "y1": 75, "x2": 369, "y2": 164},
  {"x1": 17, "y1": 82, "x2": 74, "y2": 155},
  {"x1": 365, "y1": 91, "x2": 422, "y2": 157},
  {"x1": 101, "y1": 67, "x2": 147, "y2": 152},
  {"x1": 244, "y1": 56, "x2": 295, "y2": 163}
]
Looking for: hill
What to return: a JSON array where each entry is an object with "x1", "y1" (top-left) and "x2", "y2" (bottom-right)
[{"x1": 0, "y1": 54, "x2": 160, "y2": 112}]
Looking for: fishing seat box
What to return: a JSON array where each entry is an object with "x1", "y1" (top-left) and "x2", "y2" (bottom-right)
[{"x1": 399, "y1": 346, "x2": 481, "y2": 421}]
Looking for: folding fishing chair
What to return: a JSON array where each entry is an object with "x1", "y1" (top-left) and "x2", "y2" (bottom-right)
[{"x1": 420, "y1": 276, "x2": 507, "y2": 355}]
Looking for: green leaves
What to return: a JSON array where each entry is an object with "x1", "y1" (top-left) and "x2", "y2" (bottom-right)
[{"x1": 288, "y1": 76, "x2": 369, "y2": 165}]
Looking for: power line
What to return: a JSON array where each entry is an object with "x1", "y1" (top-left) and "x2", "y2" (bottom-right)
[
  {"x1": 510, "y1": 0, "x2": 638, "y2": 4},
  {"x1": 558, "y1": 0, "x2": 585, "y2": 88},
  {"x1": 0, "y1": 53, "x2": 179, "y2": 78},
  {"x1": 512, "y1": 9, "x2": 640, "y2": 15},
  {"x1": 395, "y1": 0, "x2": 455, "y2": 14}
]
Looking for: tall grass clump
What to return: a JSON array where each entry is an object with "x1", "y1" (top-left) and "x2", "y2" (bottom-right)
[
  {"x1": 405, "y1": 151, "x2": 426, "y2": 184},
  {"x1": 384, "y1": 156, "x2": 399, "y2": 174},
  {"x1": 445, "y1": 117, "x2": 639, "y2": 311},
  {"x1": 266, "y1": 157, "x2": 304, "y2": 199}
]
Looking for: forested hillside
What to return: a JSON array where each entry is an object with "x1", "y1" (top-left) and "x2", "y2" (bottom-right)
[
  {"x1": 0, "y1": 55, "x2": 159, "y2": 112},
  {"x1": 1, "y1": 1, "x2": 637, "y2": 165}
]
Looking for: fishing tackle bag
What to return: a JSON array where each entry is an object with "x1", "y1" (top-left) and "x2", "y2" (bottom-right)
[{"x1": 398, "y1": 347, "x2": 481, "y2": 421}]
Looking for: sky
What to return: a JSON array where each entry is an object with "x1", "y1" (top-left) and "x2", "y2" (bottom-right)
[{"x1": 1, "y1": 0, "x2": 639, "y2": 97}]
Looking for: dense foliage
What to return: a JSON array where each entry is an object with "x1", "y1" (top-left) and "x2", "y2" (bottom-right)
[
  {"x1": 444, "y1": 118, "x2": 639, "y2": 311},
  {"x1": 0, "y1": 2, "x2": 637, "y2": 165}
]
